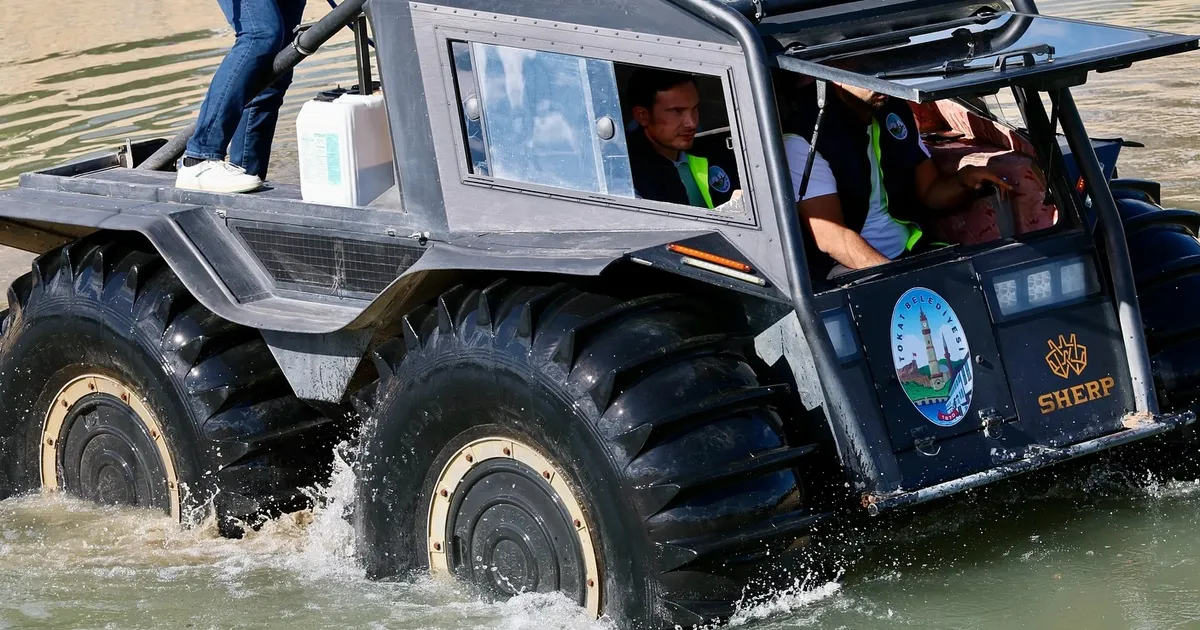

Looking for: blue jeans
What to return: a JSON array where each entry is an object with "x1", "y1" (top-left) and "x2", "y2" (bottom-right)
[{"x1": 186, "y1": 0, "x2": 307, "y2": 179}]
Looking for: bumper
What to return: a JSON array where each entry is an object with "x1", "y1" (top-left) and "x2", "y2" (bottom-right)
[{"x1": 863, "y1": 409, "x2": 1196, "y2": 516}]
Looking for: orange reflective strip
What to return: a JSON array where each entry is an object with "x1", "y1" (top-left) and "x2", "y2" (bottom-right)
[{"x1": 666, "y1": 243, "x2": 753, "y2": 273}]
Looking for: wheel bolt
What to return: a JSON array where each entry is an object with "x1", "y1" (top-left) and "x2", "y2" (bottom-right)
[
  {"x1": 573, "y1": 519, "x2": 582, "y2": 528},
  {"x1": 61, "y1": 400, "x2": 68, "y2": 408},
  {"x1": 150, "y1": 430, "x2": 158, "y2": 439},
  {"x1": 542, "y1": 471, "x2": 551, "y2": 480},
  {"x1": 87, "y1": 383, "x2": 95, "y2": 391},
  {"x1": 587, "y1": 579, "x2": 595, "y2": 588},
  {"x1": 502, "y1": 447, "x2": 511, "y2": 456},
  {"x1": 433, "y1": 542, "x2": 442, "y2": 551},
  {"x1": 439, "y1": 488, "x2": 448, "y2": 497},
  {"x1": 465, "y1": 454, "x2": 473, "y2": 463},
  {"x1": 121, "y1": 393, "x2": 129, "y2": 402},
  {"x1": 46, "y1": 438, "x2": 54, "y2": 446}
]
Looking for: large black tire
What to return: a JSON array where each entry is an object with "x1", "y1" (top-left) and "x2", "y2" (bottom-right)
[
  {"x1": 0, "y1": 236, "x2": 338, "y2": 532},
  {"x1": 1116, "y1": 191, "x2": 1200, "y2": 412},
  {"x1": 355, "y1": 281, "x2": 826, "y2": 628}
]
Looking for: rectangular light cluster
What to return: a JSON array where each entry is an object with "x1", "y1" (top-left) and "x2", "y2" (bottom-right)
[{"x1": 990, "y1": 255, "x2": 1098, "y2": 317}]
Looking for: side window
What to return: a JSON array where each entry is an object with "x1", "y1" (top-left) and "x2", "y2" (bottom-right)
[
  {"x1": 453, "y1": 41, "x2": 634, "y2": 197},
  {"x1": 449, "y1": 41, "x2": 745, "y2": 214}
]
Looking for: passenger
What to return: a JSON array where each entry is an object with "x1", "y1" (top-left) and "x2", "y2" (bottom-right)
[
  {"x1": 175, "y1": 0, "x2": 307, "y2": 194},
  {"x1": 777, "y1": 76, "x2": 1012, "y2": 279},
  {"x1": 625, "y1": 69, "x2": 739, "y2": 208}
]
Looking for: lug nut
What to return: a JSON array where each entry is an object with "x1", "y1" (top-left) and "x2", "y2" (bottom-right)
[
  {"x1": 587, "y1": 579, "x2": 595, "y2": 588},
  {"x1": 542, "y1": 471, "x2": 552, "y2": 480},
  {"x1": 433, "y1": 542, "x2": 442, "y2": 551},
  {"x1": 46, "y1": 438, "x2": 54, "y2": 446},
  {"x1": 502, "y1": 447, "x2": 511, "y2": 456},
  {"x1": 573, "y1": 519, "x2": 582, "y2": 528},
  {"x1": 61, "y1": 400, "x2": 68, "y2": 408},
  {"x1": 87, "y1": 383, "x2": 95, "y2": 391},
  {"x1": 439, "y1": 488, "x2": 448, "y2": 497}
]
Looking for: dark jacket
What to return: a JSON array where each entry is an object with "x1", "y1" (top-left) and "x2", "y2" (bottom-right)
[{"x1": 626, "y1": 128, "x2": 739, "y2": 208}]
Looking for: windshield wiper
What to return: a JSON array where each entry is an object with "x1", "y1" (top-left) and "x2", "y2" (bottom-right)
[{"x1": 877, "y1": 44, "x2": 1055, "y2": 80}]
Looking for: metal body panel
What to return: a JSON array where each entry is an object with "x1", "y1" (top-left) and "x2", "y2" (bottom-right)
[
  {"x1": 404, "y1": 0, "x2": 736, "y2": 44},
  {"x1": 409, "y1": 6, "x2": 795, "y2": 289},
  {"x1": 367, "y1": 0, "x2": 448, "y2": 233},
  {"x1": 848, "y1": 260, "x2": 1016, "y2": 453},
  {"x1": 262, "y1": 329, "x2": 374, "y2": 402}
]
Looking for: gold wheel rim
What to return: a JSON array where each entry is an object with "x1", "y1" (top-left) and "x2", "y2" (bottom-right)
[
  {"x1": 41, "y1": 374, "x2": 181, "y2": 520},
  {"x1": 427, "y1": 437, "x2": 602, "y2": 617}
]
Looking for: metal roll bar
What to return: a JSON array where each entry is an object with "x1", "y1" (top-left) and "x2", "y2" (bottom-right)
[{"x1": 665, "y1": 0, "x2": 896, "y2": 489}]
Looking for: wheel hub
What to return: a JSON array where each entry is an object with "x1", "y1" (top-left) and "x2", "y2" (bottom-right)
[
  {"x1": 41, "y1": 375, "x2": 180, "y2": 519},
  {"x1": 428, "y1": 438, "x2": 601, "y2": 616}
]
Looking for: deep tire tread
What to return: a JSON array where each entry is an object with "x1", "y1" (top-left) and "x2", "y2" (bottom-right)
[
  {"x1": 360, "y1": 281, "x2": 818, "y2": 627},
  {"x1": 0, "y1": 233, "x2": 334, "y2": 532}
]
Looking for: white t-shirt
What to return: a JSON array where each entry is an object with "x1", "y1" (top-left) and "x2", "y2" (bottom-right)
[
  {"x1": 783, "y1": 132, "x2": 909, "y2": 260},
  {"x1": 784, "y1": 135, "x2": 837, "y2": 202}
]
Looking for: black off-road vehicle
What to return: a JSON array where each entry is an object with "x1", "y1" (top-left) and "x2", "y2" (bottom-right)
[{"x1": 0, "y1": 0, "x2": 1197, "y2": 626}]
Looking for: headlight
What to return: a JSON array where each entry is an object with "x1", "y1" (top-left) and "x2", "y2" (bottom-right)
[{"x1": 988, "y1": 255, "x2": 1099, "y2": 318}]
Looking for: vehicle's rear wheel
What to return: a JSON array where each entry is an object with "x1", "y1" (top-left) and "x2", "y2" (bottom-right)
[
  {"x1": 0, "y1": 235, "x2": 337, "y2": 533},
  {"x1": 355, "y1": 281, "x2": 827, "y2": 628},
  {"x1": 1117, "y1": 191, "x2": 1200, "y2": 412}
]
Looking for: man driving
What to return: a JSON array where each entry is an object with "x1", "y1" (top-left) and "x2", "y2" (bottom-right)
[
  {"x1": 626, "y1": 69, "x2": 739, "y2": 208},
  {"x1": 778, "y1": 76, "x2": 1012, "y2": 279}
]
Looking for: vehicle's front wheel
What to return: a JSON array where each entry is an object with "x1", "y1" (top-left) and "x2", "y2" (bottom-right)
[{"x1": 355, "y1": 282, "x2": 826, "y2": 627}]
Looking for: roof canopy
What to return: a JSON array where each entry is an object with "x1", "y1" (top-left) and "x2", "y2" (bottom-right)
[{"x1": 770, "y1": 11, "x2": 1199, "y2": 101}]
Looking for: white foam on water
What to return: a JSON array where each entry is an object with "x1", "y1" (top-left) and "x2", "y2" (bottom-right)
[{"x1": 724, "y1": 574, "x2": 843, "y2": 627}]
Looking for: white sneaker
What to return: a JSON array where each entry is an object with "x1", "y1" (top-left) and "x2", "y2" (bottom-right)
[{"x1": 175, "y1": 159, "x2": 263, "y2": 193}]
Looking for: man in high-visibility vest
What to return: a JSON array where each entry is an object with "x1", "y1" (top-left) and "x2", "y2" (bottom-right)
[
  {"x1": 626, "y1": 69, "x2": 739, "y2": 209},
  {"x1": 778, "y1": 75, "x2": 1013, "y2": 280}
]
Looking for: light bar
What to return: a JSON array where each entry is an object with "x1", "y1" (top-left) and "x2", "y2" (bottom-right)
[
  {"x1": 667, "y1": 243, "x2": 753, "y2": 273},
  {"x1": 989, "y1": 255, "x2": 1099, "y2": 318}
]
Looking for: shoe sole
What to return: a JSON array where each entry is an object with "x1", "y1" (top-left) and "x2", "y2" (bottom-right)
[{"x1": 175, "y1": 176, "x2": 263, "y2": 194}]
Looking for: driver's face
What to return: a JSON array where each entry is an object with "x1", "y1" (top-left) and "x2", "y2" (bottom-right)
[
  {"x1": 837, "y1": 83, "x2": 889, "y2": 109},
  {"x1": 637, "y1": 82, "x2": 700, "y2": 152}
]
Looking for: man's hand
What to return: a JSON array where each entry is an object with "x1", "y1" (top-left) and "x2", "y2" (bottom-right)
[
  {"x1": 916, "y1": 160, "x2": 1016, "y2": 211},
  {"x1": 956, "y1": 165, "x2": 1014, "y2": 199}
]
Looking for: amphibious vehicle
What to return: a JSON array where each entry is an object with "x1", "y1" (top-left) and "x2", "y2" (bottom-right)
[{"x1": 0, "y1": 0, "x2": 1198, "y2": 626}]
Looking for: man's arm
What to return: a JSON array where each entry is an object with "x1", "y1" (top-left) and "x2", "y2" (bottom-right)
[
  {"x1": 785, "y1": 135, "x2": 890, "y2": 270},
  {"x1": 915, "y1": 158, "x2": 1014, "y2": 211},
  {"x1": 799, "y1": 194, "x2": 891, "y2": 269}
]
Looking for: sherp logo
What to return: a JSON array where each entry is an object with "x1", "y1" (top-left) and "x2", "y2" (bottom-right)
[{"x1": 1045, "y1": 333, "x2": 1087, "y2": 379}]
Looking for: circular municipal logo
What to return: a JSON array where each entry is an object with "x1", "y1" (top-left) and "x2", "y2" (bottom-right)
[
  {"x1": 890, "y1": 287, "x2": 973, "y2": 427},
  {"x1": 885, "y1": 112, "x2": 909, "y2": 140},
  {"x1": 709, "y1": 165, "x2": 731, "y2": 194}
]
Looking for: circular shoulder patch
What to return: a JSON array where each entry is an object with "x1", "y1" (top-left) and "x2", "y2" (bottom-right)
[
  {"x1": 708, "y1": 166, "x2": 731, "y2": 194},
  {"x1": 885, "y1": 112, "x2": 909, "y2": 141},
  {"x1": 890, "y1": 287, "x2": 973, "y2": 427}
]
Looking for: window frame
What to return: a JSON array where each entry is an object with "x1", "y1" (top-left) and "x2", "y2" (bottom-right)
[{"x1": 436, "y1": 26, "x2": 758, "y2": 228}]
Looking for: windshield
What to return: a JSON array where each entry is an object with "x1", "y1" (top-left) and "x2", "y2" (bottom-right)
[{"x1": 773, "y1": 11, "x2": 1198, "y2": 102}]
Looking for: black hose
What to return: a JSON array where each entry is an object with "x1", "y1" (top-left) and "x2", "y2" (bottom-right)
[{"x1": 137, "y1": 0, "x2": 369, "y2": 171}]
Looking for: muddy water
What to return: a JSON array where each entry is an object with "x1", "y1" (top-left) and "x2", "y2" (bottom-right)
[{"x1": 0, "y1": 1, "x2": 1199, "y2": 628}]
